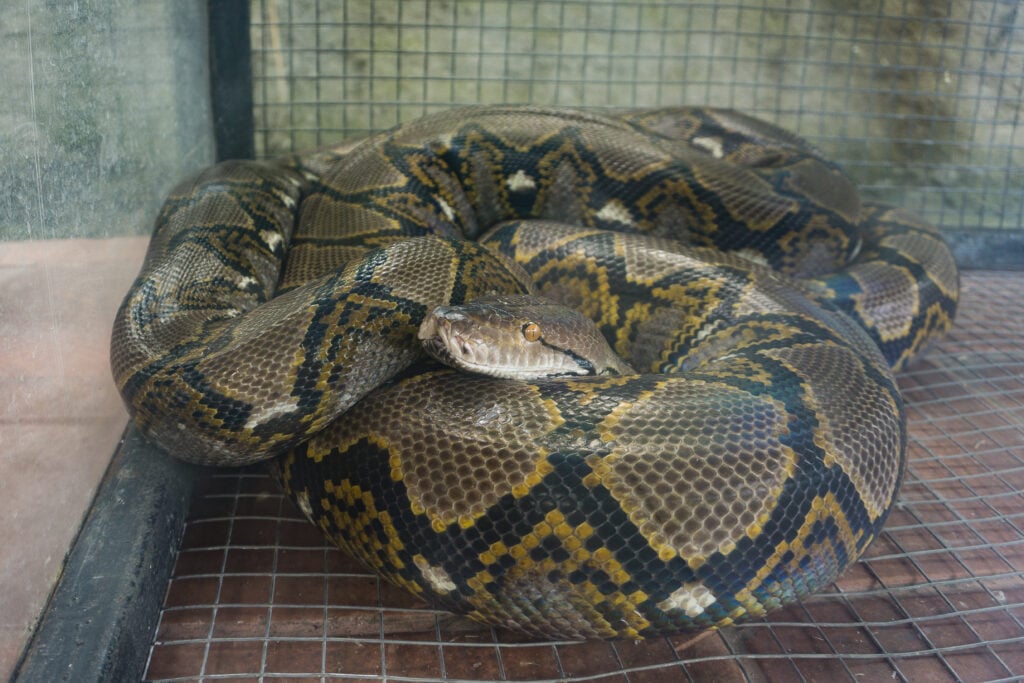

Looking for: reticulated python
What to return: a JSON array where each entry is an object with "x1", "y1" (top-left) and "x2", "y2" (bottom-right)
[{"x1": 111, "y1": 106, "x2": 959, "y2": 638}]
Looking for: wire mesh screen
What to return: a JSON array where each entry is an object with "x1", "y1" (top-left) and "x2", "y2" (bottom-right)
[
  {"x1": 251, "y1": 0, "x2": 1022, "y2": 237},
  {"x1": 139, "y1": 1, "x2": 1024, "y2": 681},
  {"x1": 144, "y1": 271, "x2": 1024, "y2": 681}
]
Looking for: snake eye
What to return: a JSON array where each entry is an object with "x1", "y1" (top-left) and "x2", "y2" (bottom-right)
[{"x1": 522, "y1": 322, "x2": 541, "y2": 342}]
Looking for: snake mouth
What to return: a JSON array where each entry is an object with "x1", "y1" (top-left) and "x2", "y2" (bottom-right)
[
  {"x1": 419, "y1": 308, "x2": 481, "y2": 371},
  {"x1": 421, "y1": 333, "x2": 456, "y2": 367}
]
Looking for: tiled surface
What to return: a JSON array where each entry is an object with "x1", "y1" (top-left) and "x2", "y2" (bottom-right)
[
  {"x1": 0, "y1": 237, "x2": 148, "y2": 678},
  {"x1": 144, "y1": 270, "x2": 1024, "y2": 682}
]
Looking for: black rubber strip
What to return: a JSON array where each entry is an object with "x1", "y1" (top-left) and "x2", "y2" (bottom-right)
[
  {"x1": 12, "y1": 427, "x2": 200, "y2": 683},
  {"x1": 946, "y1": 228, "x2": 1024, "y2": 270}
]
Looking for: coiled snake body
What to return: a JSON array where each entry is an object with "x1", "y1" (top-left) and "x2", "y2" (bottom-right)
[{"x1": 111, "y1": 106, "x2": 959, "y2": 638}]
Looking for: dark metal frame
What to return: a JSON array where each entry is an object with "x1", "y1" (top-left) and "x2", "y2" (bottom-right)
[{"x1": 209, "y1": 0, "x2": 254, "y2": 161}]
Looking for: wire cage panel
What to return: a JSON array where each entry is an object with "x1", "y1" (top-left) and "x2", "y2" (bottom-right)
[{"x1": 251, "y1": 0, "x2": 1023, "y2": 240}]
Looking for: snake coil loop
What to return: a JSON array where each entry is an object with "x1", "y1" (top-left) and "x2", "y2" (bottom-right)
[{"x1": 112, "y1": 106, "x2": 958, "y2": 638}]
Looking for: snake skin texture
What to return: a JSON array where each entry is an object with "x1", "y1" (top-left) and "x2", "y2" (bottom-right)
[{"x1": 111, "y1": 106, "x2": 959, "y2": 638}]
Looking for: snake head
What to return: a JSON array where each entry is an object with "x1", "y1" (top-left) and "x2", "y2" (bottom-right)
[{"x1": 418, "y1": 294, "x2": 635, "y2": 379}]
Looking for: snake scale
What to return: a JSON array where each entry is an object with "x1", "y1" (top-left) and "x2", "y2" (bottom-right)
[{"x1": 111, "y1": 106, "x2": 959, "y2": 638}]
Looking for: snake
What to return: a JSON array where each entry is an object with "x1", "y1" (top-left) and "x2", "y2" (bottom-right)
[{"x1": 110, "y1": 106, "x2": 959, "y2": 639}]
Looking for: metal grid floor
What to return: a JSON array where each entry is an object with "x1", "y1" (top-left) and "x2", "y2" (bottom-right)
[{"x1": 143, "y1": 270, "x2": 1024, "y2": 682}]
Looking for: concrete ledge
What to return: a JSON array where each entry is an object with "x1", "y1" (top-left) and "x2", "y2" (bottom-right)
[
  {"x1": 947, "y1": 228, "x2": 1024, "y2": 270},
  {"x1": 13, "y1": 428, "x2": 200, "y2": 683}
]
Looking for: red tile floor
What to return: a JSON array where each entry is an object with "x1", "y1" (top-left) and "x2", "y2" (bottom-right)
[
  {"x1": 0, "y1": 237, "x2": 149, "y2": 679},
  {"x1": 141, "y1": 271, "x2": 1024, "y2": 682}
]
